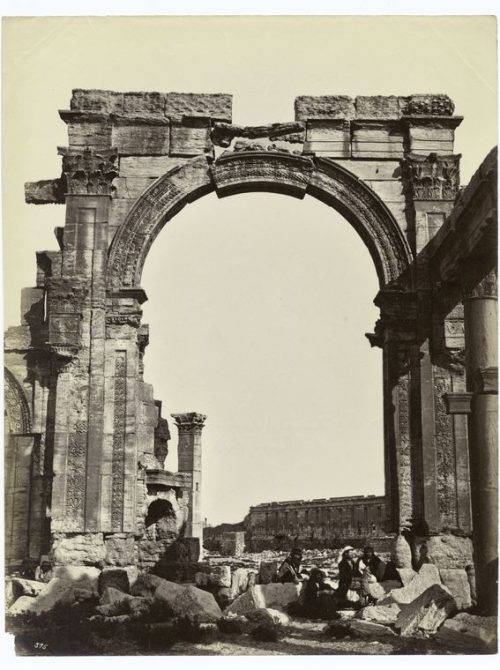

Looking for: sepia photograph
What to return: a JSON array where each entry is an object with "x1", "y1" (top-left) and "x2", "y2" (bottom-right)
[{"x1": 1, "y1": 3, "x2": 498, "y2": 659}]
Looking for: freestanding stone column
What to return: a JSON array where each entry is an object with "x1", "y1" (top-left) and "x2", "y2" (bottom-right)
[
  {"x1": 171, "y1": 413, "x2": 206, "y2": 553},
  {"x1": 463, "y1": 266, "x2": 498, "y2": 614}
]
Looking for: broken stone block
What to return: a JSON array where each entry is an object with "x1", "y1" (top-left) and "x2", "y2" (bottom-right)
[
  {"x1": 438, "y1": 568, "x2": 472, "y2": 610},
  {"x1": 124, "y1": 565, "x2": 139, "y2": 588},
  {"x1": 5, "y1": 578, "x2": 15, "y2": 608},
  {"x1": 104, "y1": 534, "x2": 136, "y2": 566},
  {"x1": 434, "y1": 612, "x2": 497, "y2": 652},
  {"x1": 171, "y1": 585, "x2": 223, "y2": 623},
  {"x1": 357, "y1": 603, "x2": 401, "y2": 625},
  {"x1": 195, "y1": 565, "x2": 231, "y2": 588},
  {"x1": 396, "y1": 568, "x2": 416, "y2": 585},
  {"x1": 378, "y1": 564, "x2": 442, "y2": 605},
  {"x1": 246, "y1": 607, "x2": 290, "y2": 626},
  {"x1": 51, "y1": 566, "x2": 100, "y2": 595},
  {"x1": 131, "y1": 572, "x2": 168, "y2": 597},
  {"x1": 349, "y1": 620, "x2": 397, "y2": 638},
  {"x1": 98, "y1": 568, "x2": 130, "y2": 594},
  {"x1": 218, "y1": 613, "x2": 248, "y2": 634},
  {"x1": 97, "y1": 587, "x2": 134, "y2": 616},
  {"x1": 11, "y1": 578, "x2": 47, "y2": 600},
  {"x1": 230, "y1": 567, "x2": 249, "y2": 598},
  {"x1": 418, "y1": 534, "x2": 474, "y2": 569},
  {"x1": 225, "y1": 583, "x2": 301, "y2": 616},
  {"x1": 258, "y1": 560, "x2": 278, "y2": 584},
  {"x1": 7, "y1": 578, "x2": 75, "y2": 616},
  {"x1": 395, "y1": 584, "x2": 457, "y2": 637}
]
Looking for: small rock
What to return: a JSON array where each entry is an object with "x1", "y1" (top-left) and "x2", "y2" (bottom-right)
[
  {"x1": 246, "y1": 607, "x2": 290, "y2": 626},
  {"x1": 349, "y1": 620, "x2": 396, "y2": 638},
  {"x1": 218, "y1": 613, "x2": 248, "y2": 634},
  {"x1": 357, "y1": 603, "x2": 401, "y2": 625},
  {"x1": 395, "y1": 584, "x2": 457, "y2": 637}
]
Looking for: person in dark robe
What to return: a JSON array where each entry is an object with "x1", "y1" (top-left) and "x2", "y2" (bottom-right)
[
  {"x1": 302, "y1": 568, "x2": 337, "y2": 619},
  {"x1": 277, "y1": 548, "x2": 303, "y2": 583},
  {"x1": 336, "y1": 548, "x2": 355, "y2": 601}
]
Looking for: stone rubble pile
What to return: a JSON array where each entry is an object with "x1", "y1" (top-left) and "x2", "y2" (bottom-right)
[{"x1": 5, "y1": 553, "x2": 497, "y2": 653}]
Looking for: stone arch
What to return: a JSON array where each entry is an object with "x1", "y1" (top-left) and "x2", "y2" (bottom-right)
[
  {"x1": 4, "y1": 367, "x2": 31, "y2": 434},
  {"x1": 107, "y1": 152, "x2": 413, "y2": 292}
]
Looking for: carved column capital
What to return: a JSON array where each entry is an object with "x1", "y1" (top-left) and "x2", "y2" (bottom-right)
[
  {"x1": 401, "y1": 152, "x2": 460, "y2": 201},
  {"x1": 61, "y1": 147, "x2": 119, "y2": 195},
  {"x1": 366, "y1": 289, "x2": 418, "y2": 349},
  {"x1": 171, "y1": 412, "x2": 207, "y2": 432}
]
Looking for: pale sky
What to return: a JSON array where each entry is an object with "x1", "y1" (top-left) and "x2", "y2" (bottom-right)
[{"x1": 2, "y1": 16, "x2": 497, "y2": 524}]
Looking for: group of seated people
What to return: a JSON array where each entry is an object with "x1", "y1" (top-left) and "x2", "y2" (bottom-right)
[{"x1": 278, "y1": 545, "x2": 389, "y2": 619}]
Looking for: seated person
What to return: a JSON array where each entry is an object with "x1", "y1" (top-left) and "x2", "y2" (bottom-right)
[
  {"x1": 34, "y1": 556, "x2": 53, "y2": 583},
  {"x1": 355, "y1": 546, "x2": 383, "y2": 580},
  {"x1": 302, "y1": 568, "x2": 337, "y2": 619},
  {"x1": 277, "y1": 548, "x2": 303, "y2": 583}
]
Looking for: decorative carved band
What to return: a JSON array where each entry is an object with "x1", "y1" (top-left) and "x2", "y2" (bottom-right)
[
  {"x1": 4, "y1": 367, "x2": 31, "y2": 433},
  {"x1": 107, "y1": 153, "x2": 414, "y2": 291},
  {"x1": 111, "y1": 351, "x2": 127, "y2": 531},
  {"x1": 106, "y1": 312, "x2": 143, "y2": 328},
  {"x1": 66, "y1": 419, "x2": 86, "y2": 527},
  {"x1": 61, "y1": 147, "x2": 119, "y2": 195},
  {"x1": 402, "y1": 153, "x2": 460, "y2": 201}
]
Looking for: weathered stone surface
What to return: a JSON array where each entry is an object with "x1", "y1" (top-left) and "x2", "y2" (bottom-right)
[
  {"x1": 295, "y1": 95, "x2": 355, "y2": 120},
  {"x1": 164, "y1": 92, "x2": 232, "y2": 122},
  {"x1": 98, "y1": 568, "x2": 130, "y2": 595},
  {"x1": 51, "y1": 533, "x2": 106, "y2": 565},
  {"x1": 131, "y1": 572, "x2": 168, "y2": 597},
  {"x1": 357, "y1": 603, "x2": 401, "y2": 624},
  {"x1": 379, "y1": 564, "x2": 442, "y2": 605},
  {"x1": 365, "y1": 580, "x2": 402, "y2": 601},
  {"x1": 113, "y1": 124, "x2": 170, "y2": 155},
  {"x1": 11, "y1": 578, "x2": 46, "y2": 599},
  {"x1": 402, "y1": 94, "x2": 455, "y2": 116},
  {"x1": 24, "y1": 179, "x2": 64, "y2": 204},
  {"x1": 169, "y1": 584, "x2": 223, "y2": 623},
  {"x1": 395, "y1": 584, "x2": 457, "y2": 637},
  {"x1": 396, "y1": 568, "x2": 416, "y2": 585},
  {"x1": 246, "y1": 607, "x2": 290, "y2": 626},
  {"x1": 124, "y1": 565, "x2": 140, "y2": 588},
  {"x1": 258, "y1": 560, "x2": 278, "y2": 584},
  {"x1": 434, "y1": 612, "x2": 497, "y2": 652},
  {"x1": 438, "y1": 568, "x2": 472, "y2": 610},
  {"x1": 355, "y1": 96, "x2": 401, "y2": 119},
  {"x1": 5, "y1": 578, "x2": 15, "y2": 608},
  {"x1": 392, "y1": 534, "x2": 413, "y2": 568},
  {"x1": 230, "y1": 568, "x2": 249, "y2": 598},
  {"x1": 52, "y1": 565, "x2": 100, "y2": 594},
  {"x1": 97, "y1": 587, "x2": 134, "y2": 616},
  {"x1": 349, "y1": 620, "x2": 396, "y2": 638},
  {"x1": 195, "y1": 565, "x2": 231, "y2": 588},
  {"x1": 420, "y1": 534, "x2": 474, "y2": 569},
  {"x1": 104, "y1": 534, "x2": 136, "y2": 566},
  {"x1": 7, "y1": 578, "x2": 75, "y2": 616},
  {"x1": 225, "y1": 583, "x2": 301, "y2": 616}
]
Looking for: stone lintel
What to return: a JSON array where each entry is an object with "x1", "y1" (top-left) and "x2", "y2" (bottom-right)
[
  {"x1": 473, "y1": 367, "x2": 498, "y2": 394},
  {"x1": 444, "y1": 392, "x2": 474, "y2": 414},
  {"x1": 171, "y1": 412, "x2": 207, "y2": 430},
  {"x1": 401, "y1": 115, "x2": 463, "y2": 130},
  {"x1": 109, "y1": 287, "x2": 148, "y2": 305}
]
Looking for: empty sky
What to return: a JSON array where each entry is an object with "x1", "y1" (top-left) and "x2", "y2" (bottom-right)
[{"x1": 2, "y1": 16, "x2": 497, "y2": 524}]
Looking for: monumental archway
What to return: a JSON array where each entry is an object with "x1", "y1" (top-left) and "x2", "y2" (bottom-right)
[{"x1": 7, "y1": 89, "x2": 497, "y2": 612}]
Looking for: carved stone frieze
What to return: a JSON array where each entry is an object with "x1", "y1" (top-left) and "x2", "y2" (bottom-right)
[
  {"x1": 112, "y1": 352, "x2": 127, "y2": 531},
  {"x1": 61, "y1": 147, "x2": 119, "y2": 195},
  {"x1": 366, "y1": 289, "x2": 418, "y2": 349},
  {"x1": 4, "y1": 367, "x2": 31, "y2": 433},
  {"x1": 402, "y1": 153, "x2": 460, "y2": 201},
  {"x1": 401, "y1": 94, "x2": 455, "y2": 117},
  {"x1": 106, "y1": 312, "x2": 143, "y2": 328},
  {"x1": 65, "y1": 419, "x2": 87, "y2": 527},
  {"x1": 211, "y1": 122, "x2": 305, "y2": 148}
]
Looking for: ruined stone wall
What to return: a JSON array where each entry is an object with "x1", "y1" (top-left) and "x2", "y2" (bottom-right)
[
  {"x1": 6, "y1": 88, "x2": 479, "y2": 571},
  {"x1": 246, "y1": 495, "x2": 387, "y2": 549}
]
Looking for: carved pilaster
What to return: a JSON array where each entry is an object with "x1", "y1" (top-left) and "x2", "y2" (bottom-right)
[
  {"x1": 402, "y1": 153, "x2": 460, "y2": 201},
  {"x1": 61, "y1": 147, "x2": 119, "y2": 195},
  {"x1": 111, "y1": 351, "x2": 127, "y2": 531}
]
